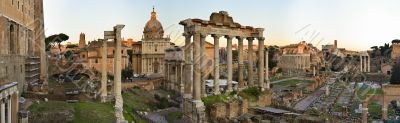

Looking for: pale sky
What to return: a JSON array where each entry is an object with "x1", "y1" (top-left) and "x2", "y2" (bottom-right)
[{"x1": 43, "y1": 0, "x2": 400, "y2": 51}]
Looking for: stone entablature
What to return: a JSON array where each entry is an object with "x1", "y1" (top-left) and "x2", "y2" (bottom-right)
[{"x1": 165, "y1": 47, "x2": 184, "y2": 62}]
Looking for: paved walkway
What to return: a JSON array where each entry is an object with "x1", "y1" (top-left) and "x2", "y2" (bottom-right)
[{"x1": 270, "y1": 77, "x2": 300, "y2": 84}]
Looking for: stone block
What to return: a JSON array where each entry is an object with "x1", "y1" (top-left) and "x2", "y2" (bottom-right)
[
  {"x1": 210, "y1": 103, "x2": 226, "y2": 120},
  {"x1": 226, "y1": 101, "x2": 239, "y2": 119}
]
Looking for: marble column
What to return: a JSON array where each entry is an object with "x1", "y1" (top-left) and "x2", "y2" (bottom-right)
[
  {"x1": 193, "y1": 33, "x2": 201, "y2": 100},
  {"x1": 1, "y1": 99, "x2": 5, "y2": 123},
  {"x1": 212, "y1": 34, "x2": 221, "y2": 94},
  {"x1": 11, "y1": 92, "x2": 18, "y2": 123},
  {"x1": 367, "y1": 56, "x2": 370, "y2": 72},
  {"x1": 101, "y1": 39, "x2": 108, "y2": 102},
  {"x1": 7, "y1": 98, "x2": 11, "y2": 123},
  {"x1": 364, "y1": 56, "x2": 367, "y2": 72},
  {"x1": 180, "y1": 63, "x2": 184, "y2": 94},
  {"x1": 257, "y1": 37, "x2": 265, "y2": 91},
  {"x1": 313, "y1": 66, "x2": 316, "y2": 76},
  {"x1": 113, "y1": 25, "x2": 125, "y2": 122},
  {"x1": 167, "y1": 64, "x2": 170, "y2": 89},
  {"x1": 247, "y1": 37, "x2": 254, "y2": 87},
  {"x1": 362, "y1": 101, "x2": 368, "y2": 123},
  {"x1": 265, "y1": 47, "x2": 270, "y2": 89},
  {"x1": 183, "y1": 33, "x2": 192, "y2": 98},
  {"x1": 200, "y1": 34, "x2": 207, "y2": 97},
  {"x1": 237, "y1": 37, "x2": 244, "y2": 89},
  {"x1": 226, "y1": 36, "x2": 233, "y2": 92},
  {"x1": 360, "y1": 55, "x2": 363, "y2": 72},
  {"x1": 175, "y1": 65, "x2": 178, "y2": 91}
]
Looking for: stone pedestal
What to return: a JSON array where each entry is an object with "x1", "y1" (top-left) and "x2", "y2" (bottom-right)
[
  {"x1": 18, "y1": 111, "x2": 29, "y2": 123},
  {"x1": 183, "y1": 98, "x2": 206, "y2": 123}
]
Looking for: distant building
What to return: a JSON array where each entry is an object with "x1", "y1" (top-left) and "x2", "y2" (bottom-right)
[
  {"x1": 79, "y1": 40, "x2": 130, "y2": 75},
  {"x1": 278, "y1": 41, "x2": 321, "y2": 75},
  {"x1": 131, "y1": 8, "x2": 174, "y2": 75}
]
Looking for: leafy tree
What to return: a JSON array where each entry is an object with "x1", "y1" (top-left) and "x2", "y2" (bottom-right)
[
  {"x1": 127, "y1": 49, "x2": 133, "y2": 63},
  {"x1": 45, "y1": 33, "x2": 69, "y2": 51},
  {"x1": 390, "y1": 62, "x2": 400, "y2": 84},
  {"x1": 122, "y1": 68, "x2": 133, "y2": 79},
  {"x1": 64, "y1": 51, "x2": 74, "y2": 60},
  {"x1": 267, "y1": 45, "x2": 279, "y2": 70}
]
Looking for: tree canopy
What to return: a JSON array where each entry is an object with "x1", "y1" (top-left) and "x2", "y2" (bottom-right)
[{"x1": 45, "y1": 33, "x2": 69, "y2": 51}]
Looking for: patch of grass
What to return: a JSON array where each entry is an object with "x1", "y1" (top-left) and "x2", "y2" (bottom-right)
[
  {"x1": 368, "y1": 101, "x2": 382, "y2": 119},
  {"x1": 28, "y1": 101, "x2": 73, "y2": 113},
  {"x1": 28, "y1": 101, "x2": 115, "y2": 123},
  {"x1": 72, "y1": 102, "x2": 115, "y2": 123},
  {"x1": 168, "y1": 111, "x2": 183, "y2": 120},
  {"x1": 238, "y1": 87, "x2": 264, "y2": 102},
  {"x1": 202, "y1": 94, "x2": 229, "y2": 107}
]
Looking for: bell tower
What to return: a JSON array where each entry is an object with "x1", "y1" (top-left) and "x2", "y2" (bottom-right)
[{"x1": 79, "y1": 33, "x2": 86, "y2": 48}]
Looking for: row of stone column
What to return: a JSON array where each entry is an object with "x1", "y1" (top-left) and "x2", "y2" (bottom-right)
[
  {"x1": 359, "y1": 55, "x2": 370, "y2": 72},
  {"x1": 165, "y1": 63, "x2": 184, "y2": 94},
  {"x1": 183, "y1": 33, "x2": 269, "y2": 101},
  {"x1": 0, "y1": 91, "x2": 18, "y2": 123},
  {"x1": 99, "y1": 25, "x2": 126, "y2": 122}
]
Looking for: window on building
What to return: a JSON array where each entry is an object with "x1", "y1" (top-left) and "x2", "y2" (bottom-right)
[
  {"x1": 18, "y1": 1, "x2": 19, "y2": 9},
  {"x1": 9, "y1": 25, "x2": 15, "y2": 54},
  {"x1": 12, "y1": 0, "x2": 14, "y2": 5},
  {"x1": 95, "y1": 59, "x2": 98, "y2": 63}
]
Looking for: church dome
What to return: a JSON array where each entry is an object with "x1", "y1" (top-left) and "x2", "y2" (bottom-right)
[{"x1": 143, "y1": 8, "x2": 164, "y2": 40}]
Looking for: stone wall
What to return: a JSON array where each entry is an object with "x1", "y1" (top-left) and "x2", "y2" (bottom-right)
[
  {"x1": 121, "y1": 78, "x2": 163, "y2": 91},
  {"x1": 209, "y1": 99, "x2": 249, "y2": 122}
]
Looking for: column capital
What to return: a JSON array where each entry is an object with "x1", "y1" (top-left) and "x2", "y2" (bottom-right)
[
  {"x1": 247, "y1": 37, "x2": 255, "y2": 41},
  {"x1": 236, "y1": 36, "x2": 245, "y2": 41},
  {"x1": 225, "y1": 35, "x2": 234, "y2": 40},
  {"x1": 257, "y1": 37, "x2": 265, "y2": 41},
  {"x1": 200, "y1": 33, "x2": 208, "y2": 38},
  {"x1": 212, "y1": 34, "x2": 223, "y2": 39}
]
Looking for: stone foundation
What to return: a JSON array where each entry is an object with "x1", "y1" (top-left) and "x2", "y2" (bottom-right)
[
  {"x1": 183, "y1": 97, "x2": 206, "y2": 123},
  {"x1": 209, "y1": 99, "x2": 249, "y2": 122}
]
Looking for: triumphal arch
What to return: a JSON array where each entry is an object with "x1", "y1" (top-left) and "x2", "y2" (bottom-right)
[{"x1": 179, "y1": 11, "x2": 267, "y2": 123}]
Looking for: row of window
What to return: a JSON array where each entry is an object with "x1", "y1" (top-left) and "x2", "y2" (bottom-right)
[{"x1": 10, "y1": 0, "x2": 34, "y2": 16}]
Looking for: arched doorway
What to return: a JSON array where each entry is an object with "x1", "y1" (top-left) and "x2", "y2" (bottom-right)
[{"x1": 153, "y1": 61, "x2": 159, "y2": 73}]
